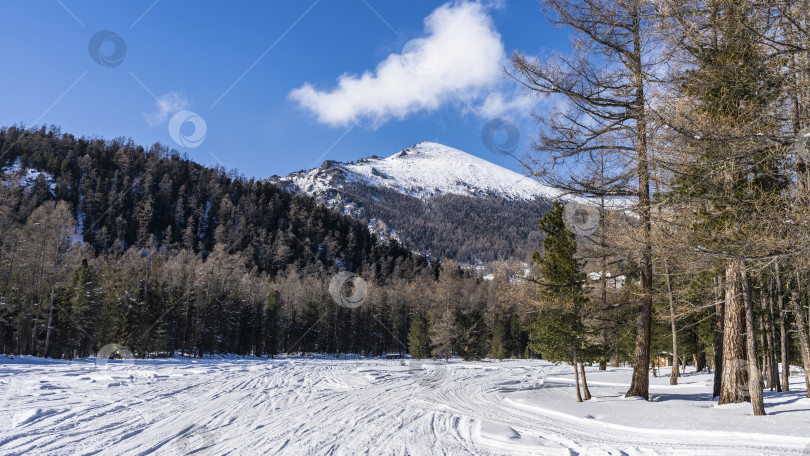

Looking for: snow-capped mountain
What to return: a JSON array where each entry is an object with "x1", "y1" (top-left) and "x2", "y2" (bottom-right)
[
  {"x1": 276, "y1": 141, "x2": 562, "y2": 202},
  {"x1": 269, "y1": 142, "x2": 556, "y2": 264}
]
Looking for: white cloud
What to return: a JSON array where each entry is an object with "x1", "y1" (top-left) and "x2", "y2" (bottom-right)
[
  {"x1": 477, "y1": 90, "x2": 536, "y2": 120},
  {"x1": 289, "y1": 1, "x2": 505, "y2": 127},
  {"x1": 145, "y1": 92, "x2": 189, "y2": 126}
]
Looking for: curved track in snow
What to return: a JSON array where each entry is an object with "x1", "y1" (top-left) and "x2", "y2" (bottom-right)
[{"x1": 0, "y1": 357, "x2": 807, "y2": 455}]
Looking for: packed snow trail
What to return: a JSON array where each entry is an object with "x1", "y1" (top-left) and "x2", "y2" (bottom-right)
[{"x1": 1, "y1": 356, "x2": 808, "y2": 455}]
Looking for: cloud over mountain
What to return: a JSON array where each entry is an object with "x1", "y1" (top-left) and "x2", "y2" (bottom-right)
[{"x1": 289, "y1": 2, "x2": 505, "y2": 127}]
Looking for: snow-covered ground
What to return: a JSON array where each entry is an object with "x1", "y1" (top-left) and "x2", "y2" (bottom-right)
[{"x1": 1, "y1": 355, "x2": 808, "y2": 455}]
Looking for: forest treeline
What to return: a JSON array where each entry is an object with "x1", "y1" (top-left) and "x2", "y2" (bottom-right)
[{"x1": 0, "y1": 126, "x2": 549, "y2": 361}]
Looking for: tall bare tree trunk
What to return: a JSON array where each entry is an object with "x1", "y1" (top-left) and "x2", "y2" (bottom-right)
[
  {"x1": 44, "y1": 285, "x2": 54, "y2": 357},
  {"x1": 611, "y1": 328, "x2": 620, "y2": 368},
  {"x1": 665, "y1": 260, "x2": 679, "y2": 385},
  {"x1": 694, "y1": 328, "x2": 707, "y2": 372},
  {"x1": 579, "y1": 362, "x2": 592, "y2": 400},
  {"x1": 713, "y1": 276, "x2": 725, "y2": 399},
  {"x1": 599, "y1": 211, "x2": 609, "y2": 372},
  {"x1": 776, "y1": 262, "x2": 790, "y2": 391},
  {"x1": 758, "y1": 313, "x2": 768, "y2": 389},
  {"x1": 573, "y1": 345, "x2": 583, "y2": 403},
  {"x1": 719, "y1": 261, "x2": 749, "y2": 405},
  {"x1": 765, "y1": 279, "x2": 781, "y2": 391},
  {"x1": 791, "y1": 271, "x2": 810, "y2": 397},
  {"x1": 626, "y1": 1, "x2": 654, "y2": 400},
  {"x1": 599, "y1": 328, "x2": 608, "y2": 371},
  {"x1": 761, "y1": 313, "x2": 773, "y2": 390},
  {"x1": 741, "y1": 268, "x2": 765, "y2": 415}
]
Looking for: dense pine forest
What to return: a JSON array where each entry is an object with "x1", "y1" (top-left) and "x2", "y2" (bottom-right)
[{"x1": 0, "y1": 126, "x2": 534, "y2": 360}]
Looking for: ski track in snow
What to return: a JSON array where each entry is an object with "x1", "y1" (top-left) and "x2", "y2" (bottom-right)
[{"x1": 0, "y1": 357, "x2": 807, "y2": 455}]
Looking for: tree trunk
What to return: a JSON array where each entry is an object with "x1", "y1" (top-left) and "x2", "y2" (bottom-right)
[
  {"x1": 758, "y1": 314, "x2": 769, "y2": 390},
  {"x1": 626, "y1": 3, "x2": 653, "y2": 401},
  {"x1": 695, "y1": 330, "x2": 706, "y2": 372},
  {"x1": 665, "y1": 260, "x2": 679, "y2": 385},
  {"x1": 791, "y1": 272, "x2": 810, "y2": 398},
  {"x1": 599, "y1": 326, "x2": 608, "y2": 370},
  {"x1": 713, "y1": 276, "x2": 725, "y2": 399},
  {"x1": 764, "y1": 281, "x2": 781, "y2": 392},
  {"x1": 44, "y1": 285, "x2": 54, "y2": 358},
  {"x1": 719, "y1": 261, "x2": 749, "y2": 405},
  {"x1": 599, "y1": 238, "x2": 608, "y2": 372},
  {"x1": 776, "y1": 262, "x2": 790, "y2": 391},
  {"x1": 580, "y1": 362, "x2": 592, "y2": 400},
  {"x1": 610, "y1": 328, "x2": 620, "y2": 368},
  {"x1": 573, "y1": 345, "x2": 583, "y2": 403},
  {"x1": 741, "y1": 267, "x2": 766, "y2": 415}
]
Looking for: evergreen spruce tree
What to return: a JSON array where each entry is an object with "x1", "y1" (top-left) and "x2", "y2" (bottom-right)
[
  {"x1": 491, "y1": 320, "x2": 506, "y2": 360},
  {"x1": 407, "y1": 315, "x2": 431, "y2": 359},
  {"x1": 454, "y1": 310, "x2": 489, "y2": 361},
  {"x1": 61, "y1": 259, "x2": 99, "y2": 359},
  {"x1": 430, "y1": 307, "x2": 456, "y2": 362},
  {"x1": 528, "y1": 201, "x2": 590, "y2": 401}
]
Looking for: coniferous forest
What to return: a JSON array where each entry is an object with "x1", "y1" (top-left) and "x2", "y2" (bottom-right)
[{"x1": 0, "y1": 126, "x2": 533, "y2": 360}]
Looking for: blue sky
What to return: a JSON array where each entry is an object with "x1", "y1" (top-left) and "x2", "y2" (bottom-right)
[{"x1": 0, "y1": 1, "x2": 569, "y2": 178}]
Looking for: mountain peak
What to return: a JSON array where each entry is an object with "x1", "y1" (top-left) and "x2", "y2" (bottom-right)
[
  {"x1": 391, "y1": 141, "x2": 483, "y2": 162},
  {"x1": 268, "y1": 141, "x2": 561, "y2": 262},
  {"x1": 274, "y1": 141, "x2": 561, "y2": 201}
]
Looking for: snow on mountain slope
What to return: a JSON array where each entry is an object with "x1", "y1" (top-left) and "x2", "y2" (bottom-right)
[{"x1": 275, "y1": 141, "x2": 562, "y2": 201}]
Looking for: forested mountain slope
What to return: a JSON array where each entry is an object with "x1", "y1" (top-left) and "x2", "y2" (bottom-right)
[
  {"x1": 270, "y1": 141, "x2": 554, "y2": 262},
  {"x1": 0, "y1": 126, "x2": 532, "y2": 360}
]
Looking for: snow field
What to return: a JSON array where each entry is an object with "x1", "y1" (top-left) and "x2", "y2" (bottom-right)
[{"x1": 1, "y1": 355, "x2": 808, "y2": 455}]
